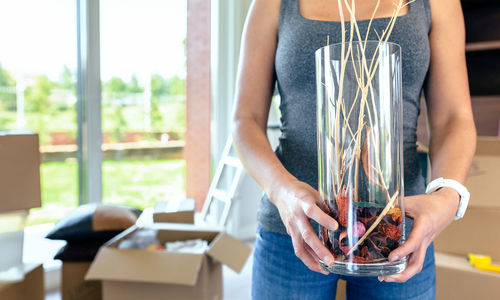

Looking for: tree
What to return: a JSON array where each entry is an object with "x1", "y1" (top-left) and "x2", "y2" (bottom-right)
[
  {"x1": 166, "y1": 76, "x2": 185, "y2": 96},
  {"x1": 58, "y1": 65, "x2": 75, "y2": 91},
  {"x1": 149, "y1": 74, "x2": 168, "y2": 131},
  {"x1": 24, "y1": 75, "x2": 54, "y2": 145},
  {"x1": 150, "y1": 74, "x2": 168, "y2": 96},
  {"x1": 103, "y1": 77, "x2": 128, "y2": 98},
  {"x1": 127, "y1": 75, "x2": 144, "y2": 93},
  {"x1": 0, "y1": 63, "x2": 17, "y2": 111}
]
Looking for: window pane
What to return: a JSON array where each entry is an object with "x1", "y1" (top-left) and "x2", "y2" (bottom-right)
[
  {"x1": 100, "y1": 0, "x2": 187, "y2": 209},
  {"x1": 0, "y1": 0, "x2": 78, "y2": 225}
]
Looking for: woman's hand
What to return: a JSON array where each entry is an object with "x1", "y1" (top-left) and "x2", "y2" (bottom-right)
[
  {"x1": 378, "y1": 188, "x2": 460, "y2": 283},
  {"x1": 270, "y1": 179, "x2": 339, "y2": 275}
]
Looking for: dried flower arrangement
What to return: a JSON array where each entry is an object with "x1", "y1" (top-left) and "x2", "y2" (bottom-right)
[{"x1": 318, "y1": 0, "x2": 413, "y2": 265}]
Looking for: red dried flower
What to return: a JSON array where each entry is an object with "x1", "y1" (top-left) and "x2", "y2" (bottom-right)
[{"x1": 378, "y1": 224, "x2": 401, "y2": 241}]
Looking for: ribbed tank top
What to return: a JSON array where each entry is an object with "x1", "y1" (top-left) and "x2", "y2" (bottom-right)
[{"x1": 258, "y1": 0, "x2": 432, "y2": 235}]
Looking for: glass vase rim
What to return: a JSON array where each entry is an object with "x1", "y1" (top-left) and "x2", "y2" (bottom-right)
[{"x1": 316, "y1": 40, "x2": 401, "y2": 53}]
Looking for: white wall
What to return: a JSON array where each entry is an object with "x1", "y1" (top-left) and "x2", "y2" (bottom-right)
[{"x1": 211, "y1": 0, "x2": 252, "y2": 166}]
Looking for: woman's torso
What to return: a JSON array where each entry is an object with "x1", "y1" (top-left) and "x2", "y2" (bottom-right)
[{"x1": 258, "y1": 0, "x2": 431, "y2": 234}]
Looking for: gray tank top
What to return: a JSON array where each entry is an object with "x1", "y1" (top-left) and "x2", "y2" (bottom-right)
[{"x1": 257, "y1": 0, "x2": 432, "y2": 235}]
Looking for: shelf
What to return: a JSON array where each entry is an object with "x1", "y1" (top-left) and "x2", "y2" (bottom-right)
[{"x1": 466, "y1": 41, "x2": 500, "y2": 52}]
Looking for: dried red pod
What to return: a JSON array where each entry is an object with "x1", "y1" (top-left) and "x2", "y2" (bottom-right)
[
  {"x1": 321, "y1": 226, "x2": 329, "y2": 244},
  {"x1": 359, "y1": 216, "x2": 376, "y2": 226},
  {"x1": 378, "y1": 224, "x2": 401, "y2": 241},
  {"x1": 336, "y1": 195, "x2": 348, "y2": 227},
  {"x1": 339, "y1": 231, "x2": 350, "y2": 254},
  {"x1": 360, "y1": 246, "x2": 369, "y2": 258},
  {"x1": 352, "y1": 256, "x2": 369, "y2": 263}
]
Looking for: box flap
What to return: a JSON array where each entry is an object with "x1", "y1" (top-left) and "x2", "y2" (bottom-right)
[
  {"x1": 85, "y1": 247, "x2": 204, "y2": 286},
  {"x1": 206, "y1": 233, "x2": 251, "y2": 273}
]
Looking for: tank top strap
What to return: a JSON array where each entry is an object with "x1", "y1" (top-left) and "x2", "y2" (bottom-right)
[
  {"x1": 421, "y1": 0, "x2": 432, "y2": 31},
  {"x1": 404, "y1": 0, "x2": 432, "y2": 33},
  {"x1": 278, "y1": 0, "x2": 301, "y2": 34}
]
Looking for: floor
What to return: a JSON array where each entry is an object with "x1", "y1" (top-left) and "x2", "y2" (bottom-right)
[{"x1": 45, "y1": 240, "x2": 255, "y2": 300}]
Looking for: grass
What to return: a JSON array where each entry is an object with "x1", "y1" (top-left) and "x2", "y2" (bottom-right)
[{"x1": 26, "y1": 159, "x2": 186, "y2": 226}]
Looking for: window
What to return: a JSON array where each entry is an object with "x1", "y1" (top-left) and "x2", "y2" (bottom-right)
[
  {"x1": 0, "y1": 0, "x2": 78, "y2": 225},
  {"x1": 99, "y1": 0, "x2": 187, "y2": 209},
  {"x1": 0, "y1": 0, "x2": 189, "y2": 225}
]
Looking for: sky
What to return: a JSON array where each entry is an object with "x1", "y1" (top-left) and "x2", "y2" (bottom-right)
[{"x1": 0, "y1": 0, "x2": 187, "y2": 84}]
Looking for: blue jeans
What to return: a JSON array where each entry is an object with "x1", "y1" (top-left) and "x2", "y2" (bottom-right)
[{"x1": 252, "y1": 225, "x2": 435, "y2": 300}]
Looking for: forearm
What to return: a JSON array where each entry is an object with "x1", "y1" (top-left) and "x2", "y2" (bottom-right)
[
  {"x1": 428, "y1": 115, "x2": 476, "y2": 184},
  {"x1": 232, "y1": 118, "x2": 295, "y2": 202}
]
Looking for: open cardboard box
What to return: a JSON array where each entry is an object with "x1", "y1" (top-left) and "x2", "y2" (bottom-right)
[
  {"x1": 436, "y1": 252, "x2": 500, "y2": 300},
  {"x1": 86, "y1": 223, "x2": 252, "y2": 300}
]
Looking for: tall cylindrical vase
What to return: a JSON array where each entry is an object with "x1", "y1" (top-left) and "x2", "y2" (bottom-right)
[{"x1": 316, "y1": 41, "x2": 405, "y2": 276}]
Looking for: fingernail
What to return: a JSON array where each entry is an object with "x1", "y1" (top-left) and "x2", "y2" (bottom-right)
[
  {"x1": 390, "y1": 255, "x2": 399, "y2": 262},
  {"x1": 378, "y1": 276, "x2": 384, "y2": 282},
  {"x1": 321, "y1": 270, "x2": 330, "y2": 275},
  {"x1": 384, "y1": 277, "x2": 395, "y2": 282},
  {"x1": 330, "y1": 222, "x2": 338, "y2": 230},
  {"x1": 324, "y1": 255, "x2": 334, "y2": 265}
]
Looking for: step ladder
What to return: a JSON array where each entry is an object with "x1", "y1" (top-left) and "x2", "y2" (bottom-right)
[{"x1": 200, "y1": 136, "x2": 244, "y2": 227}]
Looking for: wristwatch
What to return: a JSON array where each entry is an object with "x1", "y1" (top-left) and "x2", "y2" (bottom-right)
[{"x1": 425, "y1": 177, "x2": 470, "y2": 220}]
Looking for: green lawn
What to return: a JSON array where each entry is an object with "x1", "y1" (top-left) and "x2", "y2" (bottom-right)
[{"x1": 27, "y1": 159, "x2": 186, "y2": 226}]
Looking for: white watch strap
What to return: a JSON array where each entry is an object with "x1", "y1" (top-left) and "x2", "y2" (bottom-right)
[{"x1": 425, "y1": 177, "x2": 470, "y2": 220}]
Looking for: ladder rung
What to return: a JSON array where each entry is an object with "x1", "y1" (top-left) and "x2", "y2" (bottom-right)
[
  {"x1": 211, "y1": 189, "x2": 231, "y2": 202},
  {"x1": 223, "y1": 156, "x2": 241, "y2": 168}
]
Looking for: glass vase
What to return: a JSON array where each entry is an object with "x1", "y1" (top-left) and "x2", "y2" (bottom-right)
[{"x1": 316, "y1": 41, "x2": 405, "y2": 276}]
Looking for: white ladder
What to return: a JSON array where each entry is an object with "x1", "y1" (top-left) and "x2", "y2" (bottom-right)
[{"x1": 200, "y1": 136, "x2": 244, "y2": 227}]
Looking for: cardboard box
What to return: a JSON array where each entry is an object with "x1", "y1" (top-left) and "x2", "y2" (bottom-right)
[
  {"x1": 466, "y1": 137, "x2": 500, "y2": 208},
  {"x1": 0, "y1": 263, "x2": 44, "y2": 300},
  {"x1": 0, "y1": 131, "x2": 41, "y2": 212},
  {"x1": 436, "y1": 252, "x2": 500, "y2": 300},
  {"x1": 62, "y1": 262, "x2": 101, "y2": 300},
  {"x1": 153, "y1": 198, "x2": 195, "y2": 224},
  {"x1": 86, "y1": 224, "x2": 252, "y2": 300},
  {"x1": 434, "y1": 207, "x2": 500, "y2": 261}
]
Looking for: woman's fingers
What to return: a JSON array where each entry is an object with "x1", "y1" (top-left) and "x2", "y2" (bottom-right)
[
  {"x1": 304, "y1": 243, "x2": 329, "y2": 275},
  {"x1": 380, "y1": 243, "x2": 428, "y2": 283},
  {"x1": 290, "y1": 228, "x2": 324, "y2": 273},
  {"x1": 387, "y1": 217, "x2": 428, "y2": 262},
  {"x1": 296, "y1": 217, "x2": 335, "y2": 266},
  {"x1": 377, "y1": 215, "x2": 431, "y2": 282},
  {"x1": 301, "y1": 201, "x2": 338, "y2": 231}
]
